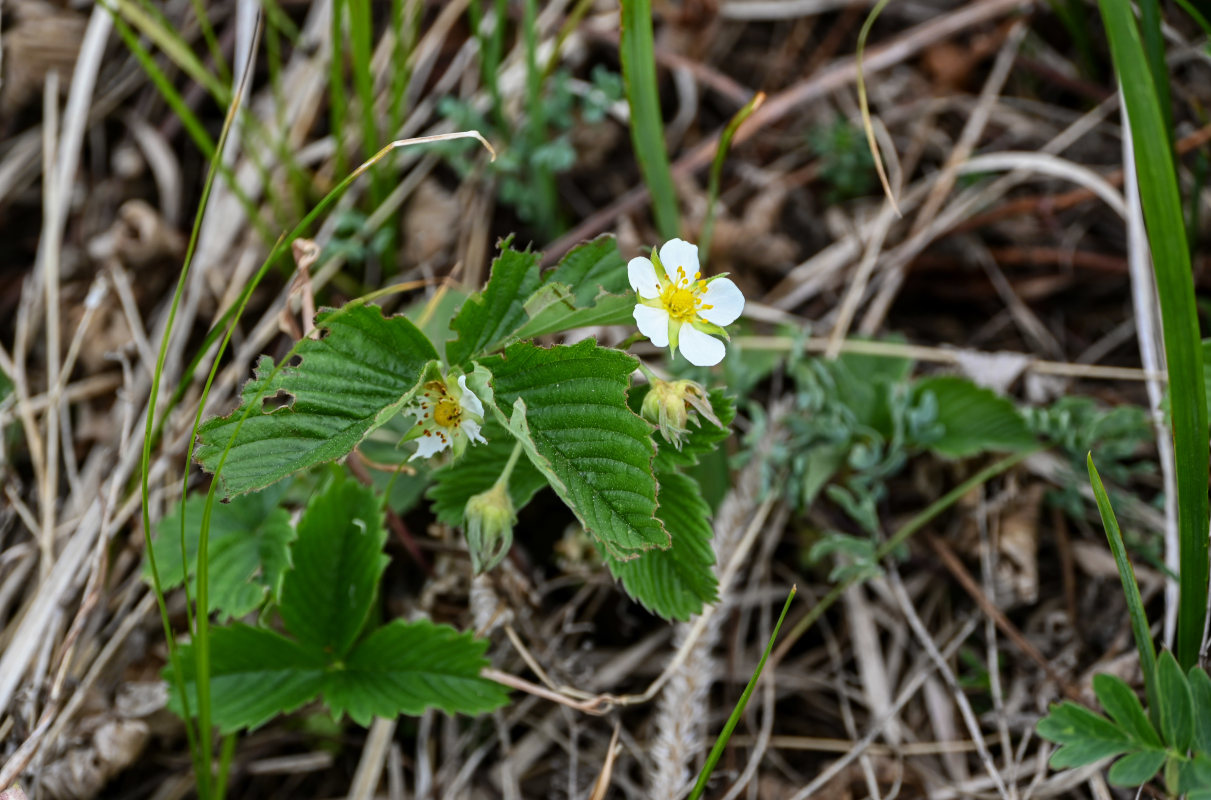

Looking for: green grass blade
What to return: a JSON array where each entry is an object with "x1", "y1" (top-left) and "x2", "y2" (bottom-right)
[
  {"x1": 348, "y1": 0, "x2": 382, "y2": 197},
  {"x1": 620, "y1": 0, "x2": 679, "y2": 240},
  {"x1": 139, "y1": 38, "x2": 256, "y2": 800},
  {"x1": 108, "y1": 11, "x2": 274, "y2": 245},
  {"x1": 1098, "y1": 0, "x2": 1209, "y2": 669},
  {"x1": 687, "y1": 586, "x2": 797, "y2": 800},
  {"x1": 1088, "y1": 454, "x2": 1161, "y2": 723},
  {"x1": 1175, "y1": 0, "x2": 1211, "y2": 36},
  {"x1": 700, "y1": 92, "x2": 764, "y2": 266},
  {"x1": 522, "y1": 0, "x2": 559, "y2": 235},
  {"x1": 1137, "y1": 0, "x2": 1174, "y2": 141},
  {"x1": 188, "y1": 0, "x2": 230, "y2": 86},
  {"x1": 330, "y1": 0, "x2": 350, "y2": 176}
]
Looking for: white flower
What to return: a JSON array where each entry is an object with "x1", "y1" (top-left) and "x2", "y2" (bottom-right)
[
  {"x1": 408, "y1": 374, "x2": 487, "y2": 461},
  {"x1": 627, "y1": 238, "x2": 744, "y2": 367}
]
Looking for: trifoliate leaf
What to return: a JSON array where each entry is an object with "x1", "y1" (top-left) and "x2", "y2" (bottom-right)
[
  {"x1": 196, "y1": 303, "x2": 437, "y2": 497},
  {"x1": 604, "y1": 468, "x2": 718, "y2": 621},
  {"x1": 170, "y1": 624, "x2": 328, "y2": 734},
  {"x1": 147, "y1": 485, "x2": 294, "y2": 620},
  {"x1": 913, "y1": 376, "x2": 1036, "y2": 458},
  {"x1": 1189, "y1": 666, "x2": 1211, "y2": 753},
  {"x1": 1157, "y1": 650, "x2": 1194, "y2": 752},
  {"x1": 480, "y1": 340, "x2": 666, "y2": 556},
  {"x1": 1107, "y1": 749, "x2": 1167, "y2": 787},
  {"x1": 446, "y1": 242, "x2": 542, "y2": 366},
  {"x1": 1093, "y1": 673, "x2": 1161, "y2": 748},
  {"x1": 427, "y1": 416, "x2": 547, "y2": 526},
  {"x1": 1037, "y1": 701, "x2": 1134, "y2": 767},
  {"x1": 323, "y1": 619, "x2": 509, "y2": 725},
  {"x1": 279, "y1": 472, "x2": 387, "y2": 658}
]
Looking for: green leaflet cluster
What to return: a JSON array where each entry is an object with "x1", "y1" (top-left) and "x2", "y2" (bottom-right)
[
  {"x1": 1038, "y1": 653, "x2": 1211, "y2": 796},
  {"x1": 183, "y1": 234, "x2": 731, "y2": 681},
  {"x1": 169, "y1": 473, "x2": 508, "y2": 732}
]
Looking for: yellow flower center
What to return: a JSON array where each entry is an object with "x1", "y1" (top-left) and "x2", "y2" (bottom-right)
[
  {"x1": 663, "y1": 286, "x2": 698, "y2": 321},
  {"x1": 659, "y1": 265, "x2": 713, "y2": 323},
  {"x1": 434, "y1": 396, "x2": 461, "y2": 428}
]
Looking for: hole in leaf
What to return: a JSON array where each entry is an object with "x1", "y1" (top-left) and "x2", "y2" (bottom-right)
[{"x1": 260, "y1": 389, "x2": 295, "y2": 413}]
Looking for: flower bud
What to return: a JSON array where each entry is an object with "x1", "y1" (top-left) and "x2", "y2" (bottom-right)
[
  {"x1": 464, "y1": 482, "x2": 516, "y2": 574},
  {"x1": 641, "y1": 378, "x2": 722, "y2": 449}
]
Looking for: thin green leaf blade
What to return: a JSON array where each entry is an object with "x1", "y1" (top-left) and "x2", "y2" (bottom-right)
[
  {"x1": 1097, "y1": 0, "x2": 1209, "y2": 669},
  {"x1": 279, "y1": 472, "x2": 388, "y2": 657},
  {"x1": 1088, "y1": 455, "x2": 1160, "y2": 718},
  {"x1": 170, "y1": 624, "x2": 327, "y2": 734},
  {"x1": 481, "y1": 340, "x2": 666, "y2": 556},
  {"x1": 687, "y1": 587, "x2": 796, "y2": 800},
  {"x1": 619, "y1": 0, "x2": 679, "y2": 240},
  {"x1": 195, "y1": 304, "x2": 437, "y2": 497},
  {"x1": 323, "y1": 619, "x2": 509, "y2": 725},
  {"x1": 446, "y1": 243, "x2": 543, "y2": 366}
]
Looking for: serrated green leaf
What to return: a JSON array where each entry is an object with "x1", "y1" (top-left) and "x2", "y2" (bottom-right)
[
  {"x1": 148, "y1": 486, "x2": 294, "y2": 620},
  {"x1": 1158, "y1": 650, "x2": 1194, "y2": 751},
  {"x1": 280, "y1": 473, "x2": 388, "y2": 657},
  {"x1": 514, "y1": 288, "x2": 636, "y2": 340},
  {"x1": 196, "y1": 303, "x2": 437, "y2": 497},
  {"x1": 913, "y1": 377, "x2": 1036, "y2": 458},
  {"x1": 1094, "y1": 673, "x2": 1162, "y2": 748},
  {"x1": 323, "y1": 619, "x2": 508, "y2": 725},
  {"x1": 427, "y1": 416, "x2": 547, "y2": 526},
  {"x1": 1107, "y1": 749, "x2": 1167, "y2": 786},
  {"x1": 604, "y1": 468, "x2": 718, "y2": 620},
  {"x1": 446, "y1": 243, "x2": 542, "y2": 366},
  {"x1": 171, "y1": 624, "x2": 327, "y2": 734},
  {"x1": 512, "y1": 236, "x2": 634, "y2": 339},
  {"x1": 1038, "y1": 702, "x2": 1133, "y2": 767},
  {"x1": 1189, "y1": 666, "x2": 1211, "y2": 753},
  {"x1": 481, "y1": 340, "x2": 666, "y2": 556},
  {"x1": 544, "y1": 235, "x2": 631, "y2": 302}
]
